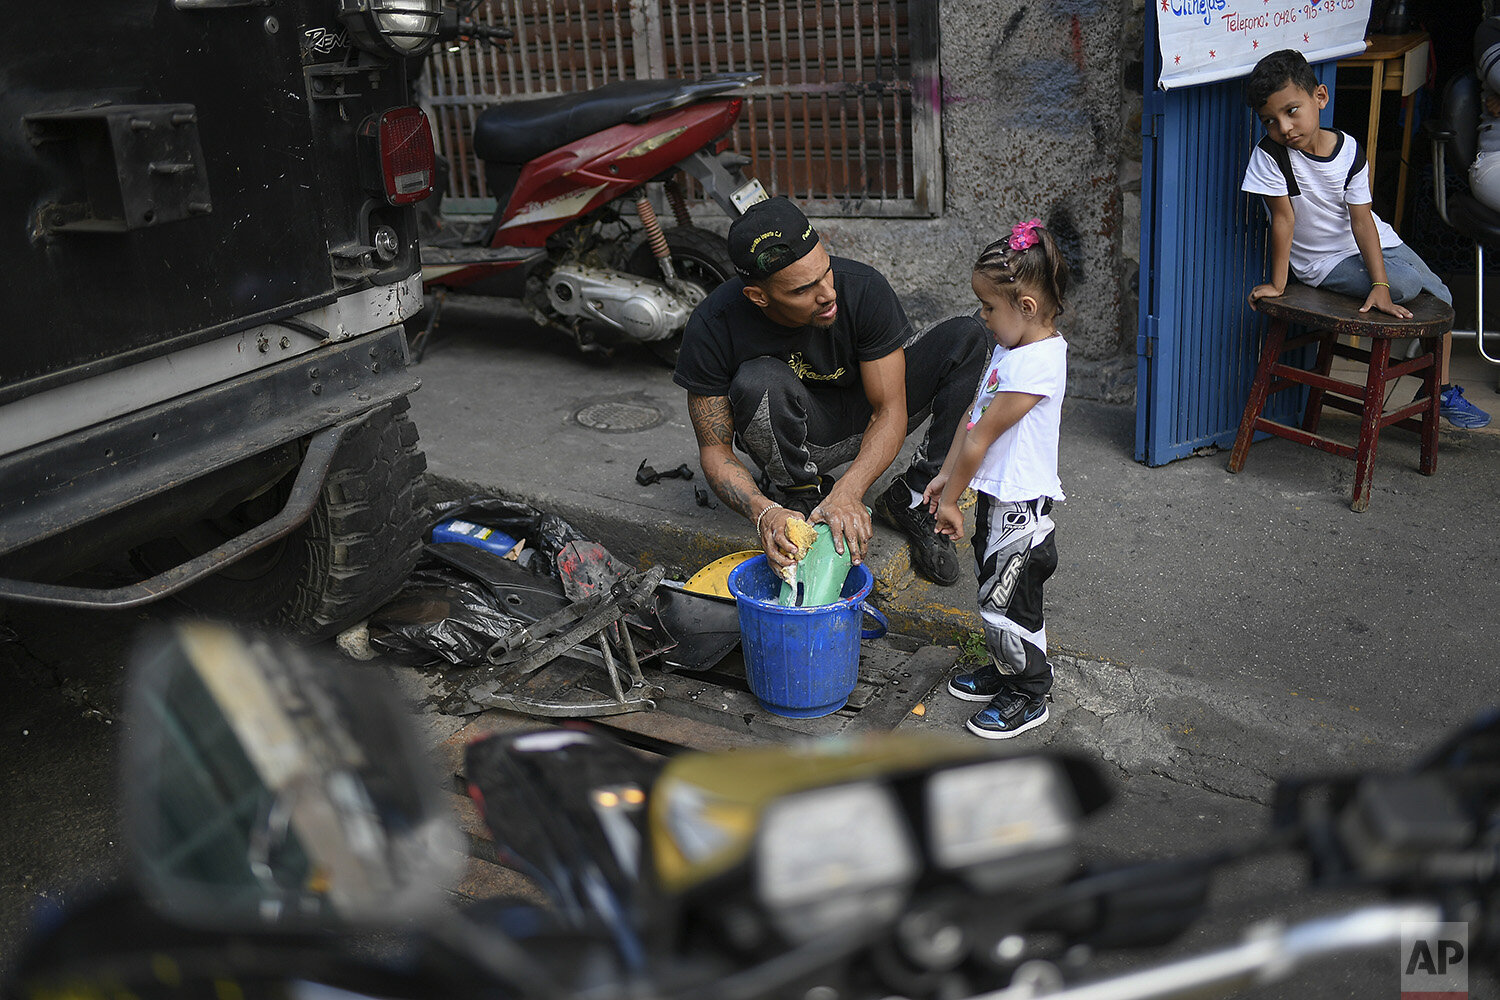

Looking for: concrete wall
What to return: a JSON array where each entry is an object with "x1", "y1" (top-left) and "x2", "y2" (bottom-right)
[{"x1": 806, "y1": 0, "x2": 1139, "y2": 403}]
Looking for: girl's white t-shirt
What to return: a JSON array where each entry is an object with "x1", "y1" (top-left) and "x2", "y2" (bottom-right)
[
  {"x1": 967, "y1": 335, "x2": 1067, "y2": 503},
  {"x1": 1240, "y1": 130, "x2": 1400, "y2": 285}
]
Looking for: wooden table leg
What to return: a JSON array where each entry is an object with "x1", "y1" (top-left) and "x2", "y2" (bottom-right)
[
  {"x1": 1419, "y1": 335, "x2": 1440, "y2": 476},
  {"x1": 1228, "y1": 318, "x2": 1287, "y2": 473},
  {"x1": 1350, "y1": 337, "x2": 1392, "y2": 512},
  {"x1": 1366, "y1": 63, "x2": 1384, "y2": 188},
  {"x1": 1394, "y1": 93, "x2": 1415, "y2": 234},
  {"x1": 1302, "y1": 333, "x2": 1334, "y2": 434}
]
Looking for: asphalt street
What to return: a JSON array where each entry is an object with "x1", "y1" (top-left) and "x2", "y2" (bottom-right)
[{"x1": 409, "y1": 296, "x2": 1500, "y2": 798}]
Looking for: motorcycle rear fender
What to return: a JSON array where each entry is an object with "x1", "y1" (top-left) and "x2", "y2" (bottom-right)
[{"x1": 492, "y1": 99, "x2": 745, "y2": 248}]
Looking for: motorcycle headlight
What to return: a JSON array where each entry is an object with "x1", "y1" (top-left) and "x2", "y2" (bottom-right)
[
  {"x1": 755, "y1": 782, "x2": 918, "y2": 941},
  {"x1": 927, "y1": 757, "x2": 1078, "y2": 891},
  {"x1": 339, "y1": 0, "x2": 443, "y2": 58}
]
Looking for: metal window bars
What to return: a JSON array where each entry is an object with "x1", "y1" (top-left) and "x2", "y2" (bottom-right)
[{"x1": 418, "y1": 0, "x2": 940, "y2": 217}]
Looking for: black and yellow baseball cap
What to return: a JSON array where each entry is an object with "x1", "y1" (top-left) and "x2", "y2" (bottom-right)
[{"x1": 727, "y1": 197, "x2": 819, "y2": 281}]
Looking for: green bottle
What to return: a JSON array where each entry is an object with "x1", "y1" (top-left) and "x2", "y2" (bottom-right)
[{"x1": 778, "y1": 522, "x2": 853, "y2": 607}]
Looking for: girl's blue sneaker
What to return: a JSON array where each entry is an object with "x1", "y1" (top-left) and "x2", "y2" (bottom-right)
[
  {"x1": 966, "y1": 690, "x2": 1049, "y2": 740},
  {"x1": 947, "y1": 663, "x2": 1005, "y2": 702}
]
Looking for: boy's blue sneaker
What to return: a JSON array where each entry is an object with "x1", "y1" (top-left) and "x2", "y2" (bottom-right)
[
  {"x1": 966, "y1": 689, "x2": 1049, "y2": 740},
  {"x1": 947, "y1": 663, "x2": 1006, "y2": 702},
  {"x1": 1438, "y1": 384, "x2": 1492, "y2": 429}
]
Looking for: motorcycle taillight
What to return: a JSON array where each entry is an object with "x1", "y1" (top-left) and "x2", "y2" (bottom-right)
[{"x1": 359, "y1": 107, "x2": 435, "y2": 205}]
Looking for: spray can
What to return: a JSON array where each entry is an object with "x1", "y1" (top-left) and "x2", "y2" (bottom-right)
[{"x1": 431, "y1": 518, "x2": 520, "y2": 558}]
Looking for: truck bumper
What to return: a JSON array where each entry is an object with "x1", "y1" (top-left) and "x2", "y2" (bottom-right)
[{"x1": 0, "y1": 324, "x2": 420, "y2": 608}]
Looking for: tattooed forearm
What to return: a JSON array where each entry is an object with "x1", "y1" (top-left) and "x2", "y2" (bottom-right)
[
  {"x1": 711, "y1": 456, "x2": 760, "y2": 520},
  {"x1": 687, "y1": 393, "x2": 766, "y2": 522}
]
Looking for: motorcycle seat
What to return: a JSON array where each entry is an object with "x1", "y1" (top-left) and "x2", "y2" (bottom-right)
[{"x1": 472, "y1": 73, "x2": 757, "y2": 165}]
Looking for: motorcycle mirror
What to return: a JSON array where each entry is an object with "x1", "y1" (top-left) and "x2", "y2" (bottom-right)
[{"x1": 121, "y1": 621, "x2": 464, "y2": 929}]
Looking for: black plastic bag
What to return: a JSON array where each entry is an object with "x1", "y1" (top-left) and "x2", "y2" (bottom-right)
[
  {"x1": 428, "y1": 495, "x2": 589, "y2": 583},
  {"x1": 371, "y1": 491, "x2": 619, "y2": 668},
  {"x1": 373, "y1": 498, "x2": 660, "y2": 669},
  {"x1": 367, "y1": 561, "x2": 527, "y2": 667}
]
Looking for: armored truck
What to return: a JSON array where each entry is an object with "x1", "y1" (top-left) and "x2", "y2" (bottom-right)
[{"x1": 0, "y1": 0, "x2": 447, "y2": 637}]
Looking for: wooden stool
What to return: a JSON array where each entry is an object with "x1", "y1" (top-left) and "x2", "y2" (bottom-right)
[{"x1": 1227, "y1": 285, "x2": 1452, "y2": 512}]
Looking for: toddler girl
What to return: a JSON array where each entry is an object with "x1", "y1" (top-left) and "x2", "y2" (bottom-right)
[{"x1": 923, "y1": 219, "x2": 1068, "y2": 739}]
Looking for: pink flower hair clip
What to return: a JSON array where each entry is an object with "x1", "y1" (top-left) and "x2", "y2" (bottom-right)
[{"x1": 1008, "y1": 217, "x2": 1043, "y2": 252}]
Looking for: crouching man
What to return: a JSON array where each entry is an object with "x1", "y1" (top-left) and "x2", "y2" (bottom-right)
[{"x1": 674, "y1": 197, "x2": 988, "y2": 584}]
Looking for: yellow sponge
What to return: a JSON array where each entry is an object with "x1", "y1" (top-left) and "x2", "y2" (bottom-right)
[{"x1": 785, "y1": 516, "x2": 817, "y2": 560}]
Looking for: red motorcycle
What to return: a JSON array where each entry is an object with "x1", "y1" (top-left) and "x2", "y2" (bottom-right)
[{"x1": 413, "y1": 12, "x2": 766, "y2": 364}]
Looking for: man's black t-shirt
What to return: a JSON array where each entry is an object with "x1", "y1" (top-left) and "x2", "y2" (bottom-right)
[{"x1": 673, "y1": 256, "x2": 914, "y2": 398}]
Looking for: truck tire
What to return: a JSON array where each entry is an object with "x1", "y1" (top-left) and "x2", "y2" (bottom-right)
[{"x1": 137, "y1": 400, "x2": 427, "y2": 640}]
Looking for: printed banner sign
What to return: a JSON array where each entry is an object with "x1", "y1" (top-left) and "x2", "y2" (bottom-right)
[{"x1": 1157, "y1": 0, "x2": 1374, "y2": 90}]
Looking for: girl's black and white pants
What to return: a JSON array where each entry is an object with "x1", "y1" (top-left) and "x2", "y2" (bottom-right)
[{"x1": 973, "y1": 494, "x2": 1057, "y2": 697}]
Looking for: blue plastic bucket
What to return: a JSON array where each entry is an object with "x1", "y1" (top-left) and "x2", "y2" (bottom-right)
[{"x1": 726, "y1": 555, "x2": 888, "y2": 718}]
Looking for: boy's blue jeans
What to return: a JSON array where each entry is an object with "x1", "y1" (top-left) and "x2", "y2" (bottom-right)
[{"x1": 1319, "y1": 242, "x2": 1452, "y2": 305}]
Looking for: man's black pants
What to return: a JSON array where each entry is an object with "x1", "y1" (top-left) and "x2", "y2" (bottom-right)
[{"x1": 727, "y1": 314, "x2": 989, "y2": 496}]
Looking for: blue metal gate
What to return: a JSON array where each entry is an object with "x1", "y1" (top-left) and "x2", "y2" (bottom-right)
[{"x1": 1136, "y1": 7, "x2": 1336, "y2": 466}]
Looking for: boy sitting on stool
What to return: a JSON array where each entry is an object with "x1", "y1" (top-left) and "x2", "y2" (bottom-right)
[{"x1": 1241, "y1": 48, "x2": 1490, "y2": 429}]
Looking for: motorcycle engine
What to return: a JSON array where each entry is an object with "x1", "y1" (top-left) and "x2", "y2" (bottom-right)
[{"x1": 546, "y1": 265, "x2": 700, "y2": 343}]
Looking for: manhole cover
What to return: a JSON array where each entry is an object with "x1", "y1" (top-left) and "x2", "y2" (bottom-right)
[{"x1": 573, "y1": 397, "x2": 665, "y2": 433}]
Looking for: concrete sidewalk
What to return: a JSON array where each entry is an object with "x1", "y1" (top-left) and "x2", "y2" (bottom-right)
[{"x1": 408, "y1": 297, "x2": 1500, "y2": 798}]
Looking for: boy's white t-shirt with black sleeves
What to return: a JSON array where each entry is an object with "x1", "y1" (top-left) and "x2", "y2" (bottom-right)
[
  {"x1": 967, "y1": 335, "x2": 1067, "y2": 503},
  {"x1": 1240, "y1": 130, "x2": 1400, "y2": 285}
]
